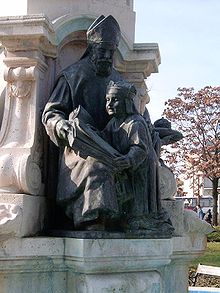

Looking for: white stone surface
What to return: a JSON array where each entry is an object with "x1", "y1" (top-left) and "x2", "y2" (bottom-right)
[
  {"x1": 162, "y1": 199, "x2": 184, "y2": 236},
  {"x1": 184, "y1": 209, "x2": 214, "y2": 235},
  {"x1": 0, "y1": 203, "x2": 22, "y2": 240},
  {"x1": 159, "y1": 164, "x2": 177, "y2": 200},
  {"x1": 0, "y1": 235, "x2": 209, "y2": 293},
  {"x1": 0, "y1": 194, "x2": 45, "y2": 239},
  {"x1": 0, "y1": 49, "x2": 6, "y2": 129},
  {"x1": 65, "y1": 238, "x2": 172, "y2": 273},
  {"x1": 0, "y1": 51, "x2": 47, "y2": 195},
  {"x1": 73, "y1": 272, "x2": 162, "y2": 293},
  {"x1": 0, "y1": 0, "x2": 135, "y2": 48}
]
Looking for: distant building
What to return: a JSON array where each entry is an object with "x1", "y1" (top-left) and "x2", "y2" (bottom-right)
[{"x1": 203, "y1": 177, "x2": 220, "y2": 197}]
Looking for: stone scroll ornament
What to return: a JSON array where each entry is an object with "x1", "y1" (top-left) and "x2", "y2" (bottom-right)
[
  {"x1": 8, "y1": 66, "x2": 33, "y2": 99},
  {"x1": 0, "y1": 65, "x2": 42, "y2": 196},
  {"x1": 42, "y1": 15, "x2": 174, "y2": 238}
]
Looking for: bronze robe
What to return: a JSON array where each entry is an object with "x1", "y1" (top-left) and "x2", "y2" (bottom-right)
[
  {"x1": 42, "y1": 56, "x2": 123, "y2": 226},
  {"x1": 102, "y1": 114, "x2": 161, "y2": 219}
]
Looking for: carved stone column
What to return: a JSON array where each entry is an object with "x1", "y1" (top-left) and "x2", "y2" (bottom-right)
[
  {"x1": 0, "y1": 15, "x2": 56, "y2": 238},
  {"x1": 1, "y1": 65, "x2": 40, "y2": 194},
  {"x1": 115, "y1": 42, "x2": 161, "y2": 114}
]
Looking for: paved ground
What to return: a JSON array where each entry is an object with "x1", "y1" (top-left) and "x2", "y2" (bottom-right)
[{"x1": 189, "y1": 268, "x2": 220, "y2": 287}]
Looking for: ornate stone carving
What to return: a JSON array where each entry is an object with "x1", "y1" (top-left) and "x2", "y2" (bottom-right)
[
  {"x1": 0, "y1": 152, "x2": 42, "y2": 195},
  {"x1": 0, "y1": 14, "x2": 54, "y2": 237},
  {"x1": 6, "y1": 66, "x2": 35, "y2": 99},
  {"x1": 0, "y1": 203, "x2": 21, "y2": 225},
  {"x1": 0, "y1": 63, "x2": 42, "y2": 195},
  {"x1": 0, "y1": 202, "x2": 22, "y2": 240},
  {"x1": 184, "y1": 209, "x2": 214, "y2": 235},
  {"x1": 17, "y1": 155, "x2": 42, "y2": 195},
  {"x1": 0, "y1": 194, "x2": 45, "y2": 240},
  {"x1": 1, "y1": 65, "x2": 36, "y2": 146}
]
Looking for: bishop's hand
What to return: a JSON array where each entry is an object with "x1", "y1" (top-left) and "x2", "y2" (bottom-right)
[{"x1": 55, "y1": 119, "x2": 73, "y2": 142}]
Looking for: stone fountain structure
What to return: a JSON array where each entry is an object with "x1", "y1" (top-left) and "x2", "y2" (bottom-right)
[{"x1": 0, "y1": 1, "x2": 213, "y2": 292}]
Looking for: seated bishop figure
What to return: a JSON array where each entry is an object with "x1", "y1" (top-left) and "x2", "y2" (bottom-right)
[{"x1": 42, "y1": 15, "x2": 173, "y2": 236}]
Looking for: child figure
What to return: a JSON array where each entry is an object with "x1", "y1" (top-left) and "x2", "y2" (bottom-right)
[
  {"x1": 104, "y1": 80, "x2": 150, "y2": 172},
  {"x1": 102, "y1": 80, "x2": 162, "y2": 229}
]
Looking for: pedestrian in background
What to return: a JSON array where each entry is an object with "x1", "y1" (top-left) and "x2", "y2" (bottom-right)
[
  {"x1": 204, "y1": 209, "x2": 212, "y2": 225},
  {"x1": 197, "y1": 205, "x2": 205, "y2": 220}
]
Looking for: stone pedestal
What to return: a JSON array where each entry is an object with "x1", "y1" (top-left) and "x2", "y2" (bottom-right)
[{"x1": 0, "y1": 235, "x2": 208, "y2": 293}]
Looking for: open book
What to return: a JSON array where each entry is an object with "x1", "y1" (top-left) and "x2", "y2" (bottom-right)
[{"x1": 67, "y1": 106, "x2": 121, "y2": 169}]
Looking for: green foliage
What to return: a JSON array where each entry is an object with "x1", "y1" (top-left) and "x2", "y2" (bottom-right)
[
  {"x1": 190, "y1": 241, "x2": 220, "y2": 269},
  {"x1": 207, "y1": 226, "x2": 220, "y2": 242}
]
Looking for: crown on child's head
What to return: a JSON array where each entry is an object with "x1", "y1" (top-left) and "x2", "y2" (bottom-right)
[{"x1": 107, "y1": 80, "x2": 137, "y2": 100}]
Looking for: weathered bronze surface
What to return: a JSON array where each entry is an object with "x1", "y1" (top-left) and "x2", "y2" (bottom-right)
[{"x1": 42, "y1": 15, "x2": 175, "y2": 237}]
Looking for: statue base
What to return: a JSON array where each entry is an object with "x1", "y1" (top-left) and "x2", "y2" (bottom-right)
[
  {"x1": 0, "y1": 235, "x2": 207, "y2": 292},
  {"x1": 47, "y1": 228, "x2": 173, "y2": 239}
]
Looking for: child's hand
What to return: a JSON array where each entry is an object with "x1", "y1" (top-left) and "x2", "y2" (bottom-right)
[{"x1": 114, "y1": 155, "x2": 131, "y2": 171}]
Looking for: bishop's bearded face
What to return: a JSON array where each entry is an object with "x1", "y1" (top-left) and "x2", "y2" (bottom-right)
[{"x1": 91, "y1": 43, "x2": 116, "y2": 77}]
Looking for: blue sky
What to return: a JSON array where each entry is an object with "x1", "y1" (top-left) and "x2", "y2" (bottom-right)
[{"x1": 134, "y1": 0, "x2": 220, "y2": 121}]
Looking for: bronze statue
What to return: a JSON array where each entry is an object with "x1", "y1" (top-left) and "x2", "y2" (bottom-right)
[
  {"x1": 102, "y1": 81, "x2": 173, "y2": 235},
  {"x1": 153, "y1": 117, "x2": 183, "y2": 147},
  {"x1": 42, "y1": 15, "x2": 174, "y2": 236},
  {"x1": 42, "y1": 15, "x2": 124, "y2": 231}
]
